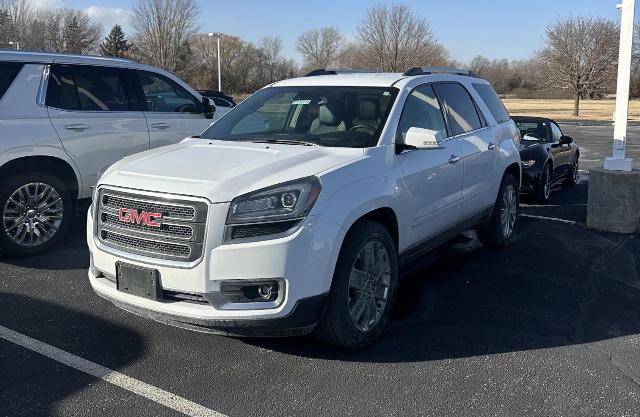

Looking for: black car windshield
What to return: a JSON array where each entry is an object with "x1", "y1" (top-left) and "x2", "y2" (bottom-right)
[
  {"x1": 200, "y1": 86, "x2": 399, "y2": 148},
  {"x1": 516, "y1": 120, "x2": 551, "y2": 142}
]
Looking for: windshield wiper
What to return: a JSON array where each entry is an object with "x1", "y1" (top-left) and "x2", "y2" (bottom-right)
[{"x1": 239, "y1": 138, "x2": 319, "y2": 147}]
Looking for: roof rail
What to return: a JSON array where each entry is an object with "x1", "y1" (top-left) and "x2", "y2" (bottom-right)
[
  {"x1": 403, "y1": 67, "x2": 477, "y2": 77},
  {"x1": 305, "y1": 68, "x2": 382, "y2": 77}
]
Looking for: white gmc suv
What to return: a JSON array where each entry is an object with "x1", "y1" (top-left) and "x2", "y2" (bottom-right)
[
  {"x1": 88, "y1": 68, "x2": 521, "y2": 349},
  {"x1": 0, "y1": 51, "x2": 219, "y2": 256}
]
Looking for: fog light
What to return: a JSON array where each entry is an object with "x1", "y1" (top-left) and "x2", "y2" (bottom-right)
[
  {"x1": 257, "y1": 284, "x2": 274, "y2": 300},
  {"x1": 207, "y1": 279, "x2": 284, "y2": 309}
]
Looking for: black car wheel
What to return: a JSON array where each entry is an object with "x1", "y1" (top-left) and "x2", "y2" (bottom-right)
[
  {"x1": 565, "y1": 157, "x2": 579, "y2": 187},
  {"x1": 535, "y1": 164, "x2": 552, "y2": 203}
]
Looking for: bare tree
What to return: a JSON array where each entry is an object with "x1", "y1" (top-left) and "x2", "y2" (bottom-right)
[
  {"x1": 0, "y1": 0, "x2": 32, "y2": 46},
  {"x1": 296, "y1": 26, "x2": 343, "y2": 70},
  {"x1": 536, "y1": 16, "x2": 619, "y2": 116},
  {"x1": 131, "y1": 0, "x2": 200, "y2": 73},
  {"x1": 261, "y1": 36, "x2": 283, "y2": 83},
  {"x1": 355, "y1": 3, "x2": 446, "y2": 71}
]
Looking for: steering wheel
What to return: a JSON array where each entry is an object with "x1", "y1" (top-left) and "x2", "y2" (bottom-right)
[{"x1": 348, "y1": 125, "x2": 377, "y2": 134}]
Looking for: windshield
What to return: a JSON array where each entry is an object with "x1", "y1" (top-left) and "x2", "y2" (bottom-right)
[
  {"x1": 201, "y1": 86, "x2": 399, "y2": 148},
  {"x1": 516, "y1": 120, "x2": 551, "y2": 142}
]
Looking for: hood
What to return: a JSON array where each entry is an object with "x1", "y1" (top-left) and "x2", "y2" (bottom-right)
[{"x1": 99, "y1": 139, "x2": 363, "y2": 202}]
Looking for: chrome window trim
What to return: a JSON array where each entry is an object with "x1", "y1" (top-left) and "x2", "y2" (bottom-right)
[{"x1": 36, "y1": 64, "x2": 50, "y2": 107}]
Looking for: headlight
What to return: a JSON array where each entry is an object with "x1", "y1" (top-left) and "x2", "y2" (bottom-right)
[
  {"x1": 521, "y1": 159, "x2": 536, "y2": 169},
  {"x1": 224, "y1": 177, "x2": 322, "y2": 241}
]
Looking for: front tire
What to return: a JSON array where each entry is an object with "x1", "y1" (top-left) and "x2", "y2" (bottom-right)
[
  {"x1": 315, "y1": 220, "x2": 398, "y2": 349},
  {"x1": 534, "y1": 164, "x2": 552, "y2": 203},
  {"x1": 0, "y1": 172, "x2": 72, "y2": 257},
  {"x1": 478, "y1": 174, "x2": 519, "y2": 248}
]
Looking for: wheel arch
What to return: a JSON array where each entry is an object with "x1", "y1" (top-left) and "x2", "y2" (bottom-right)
[{"x1": 0, "y1": 156, "x2": 80, "y2": 200}]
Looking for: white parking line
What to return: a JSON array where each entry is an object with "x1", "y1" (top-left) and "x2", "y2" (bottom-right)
[
  {"x1": 519, "y1": 213, "x2": 578, "y2": 225},
  {"x1": 0, "y1": 325, "x2": 227, "y2": 417}
]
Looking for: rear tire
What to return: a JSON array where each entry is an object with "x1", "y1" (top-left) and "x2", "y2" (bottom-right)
[
  {"x1": 478, "y1": 174, "x2": 519, "y2": 248},
  {"x1": 315, "y1": 220, "x2": 398, "y2": 349},
  {"x1": 0, "y1": 172, "x2": 72, "y2": 257},
  {"x1": 565, "y1": 157, "x2": 579, "y2": 187}
]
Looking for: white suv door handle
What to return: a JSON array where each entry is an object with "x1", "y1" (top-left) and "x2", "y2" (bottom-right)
[
  {"x1": 151, "y1": 123, "x2": 171, "y2": 130},
  {"x1": 448, "y1": 155, "x2": 461, "y2": 164},
  {"x1": 64, "y1": 124, "x2": 89, "y2": 132},
  {"x1": 488, "y1": 142, "x2": 497, "y2": 150}
]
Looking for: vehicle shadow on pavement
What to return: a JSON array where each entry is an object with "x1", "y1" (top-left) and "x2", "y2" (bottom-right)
[
  {"x1": 0, "y1": 209, "x2": 89, "y2": 270},
  {"x1": 0, "y1": 293, "x2": 145, "y2": 417},
  {"x1": 247, "y1": 215, "x2": 640, "y2": 363}
]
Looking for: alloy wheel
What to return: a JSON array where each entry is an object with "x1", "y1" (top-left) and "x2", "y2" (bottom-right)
[
  {"x1": 500, "y1": 184, "x2": 517, "y2": 239},
  {"x1": 573, "y1": 160, "x2": 579, "y2": 183},
  {"x1": 348, "y1": 240, "x2": 391, "y2": 333},
  {"x1": 2, "y1": 182, "x2": 64, "y2": 247},
  {"x1": 543, "y1": 167, "x2": 551, "y2": 199}
]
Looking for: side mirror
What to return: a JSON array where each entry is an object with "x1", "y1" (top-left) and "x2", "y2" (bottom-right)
[
  {"x1": 203, "y1": 97, "x2": 216, "y2": 119},
  {"x1": 402, "y1": 127, "x2": 443, "y2": 150},
  {"x1": 559, "y1": 135, "x2": 573, "y2": 145}
]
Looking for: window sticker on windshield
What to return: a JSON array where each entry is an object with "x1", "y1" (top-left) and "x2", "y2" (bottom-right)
[{"x1": 291, "y1": 99, "x2": 311, "y2": 105}]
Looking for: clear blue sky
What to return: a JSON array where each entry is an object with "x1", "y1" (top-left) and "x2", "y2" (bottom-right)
[{"x1": 60, "y1": 0, "x2": 628, "y2": 64}]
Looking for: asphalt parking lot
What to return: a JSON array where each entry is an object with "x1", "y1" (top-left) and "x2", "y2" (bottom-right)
[{"x1": 1, "y1": 125, "x2": 639, "y2": 417}]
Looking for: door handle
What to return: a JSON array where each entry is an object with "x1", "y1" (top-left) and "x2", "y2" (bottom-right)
[
  {"x1": 151, "y1": 123, "x2": 171, "y2": 130},
  {"x1": 448, "y1": 155, "x2": 461, "y2": 164},
  {"x1": 488, "y1": 142, "x2": 497, "y2": 150},
  {"x1": 64, "y1": 124, "x2": 89, "y2": 132}
]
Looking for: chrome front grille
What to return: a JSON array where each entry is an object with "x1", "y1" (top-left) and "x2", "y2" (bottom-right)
[{"x1": 96, "y1": 189, "x2": 208, "y2": 262}]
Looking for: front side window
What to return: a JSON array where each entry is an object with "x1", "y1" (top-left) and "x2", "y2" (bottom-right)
[
  {"x1": 46, "y1": 64, "x2": 132, "y2": 111},
  {"x1": 434, "y1": 83, "x2": 482, "y2": 136},
  {"x1": 201, "y1": 86, "x2": 399, "y2": 148},
  {"x1": 137, "y1": 71, "x2": 199, "y2": 113},
  {"x1": 0, "y1": 62, "x2": 24, "y2": 101},
  {"x1": 396, "y1": 84, "x2": 447, "y2": 143},
  {"x1": 550, "y1": 122, "x2": 563, "y2": 141}
]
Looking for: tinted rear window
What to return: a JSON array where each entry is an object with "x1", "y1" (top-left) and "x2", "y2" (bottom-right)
[
  {"x1": 473, "y1": 83, "x2": 510, "y2": 124},
  {"x1": 0, "y1": 62, "x2": 24, "y2": 101},
  {"x1": 434, "y1": 83, "x2": 482, "y2": 136}
]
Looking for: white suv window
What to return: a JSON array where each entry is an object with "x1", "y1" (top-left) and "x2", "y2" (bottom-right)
[
  {"x1": 0, "y1": 62, "x2": 23, "y2": 101},
  {"x1": 136, "y1": 71, "x2": 199, "y2": 113},
  {"x1": 46, "y1": 64, "x2": 133, "y2": 111},
  {"x1": 434, "y1": 83, "x2": 483, "y2": 136},
  {"x1": 396, "y1": 84, "x2": 447, "y2": 142}
]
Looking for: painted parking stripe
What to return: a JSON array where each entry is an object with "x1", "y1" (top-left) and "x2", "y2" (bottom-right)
[
  {"x1": 519, "y1": 213, "x2": 578, "y2": 225},
  {"x1": 0, "y1": 325, "x2": 227, "y2": 417}
]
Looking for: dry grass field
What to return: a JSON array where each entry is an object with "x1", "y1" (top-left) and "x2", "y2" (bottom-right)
[{"x1": 504, "y1": 99, "x2": 640, "y2": 122}]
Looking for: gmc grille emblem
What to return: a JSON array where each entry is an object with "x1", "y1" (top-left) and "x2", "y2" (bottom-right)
[{"x1": 118, "y1": 208, "x2": 162, "y2": 228}]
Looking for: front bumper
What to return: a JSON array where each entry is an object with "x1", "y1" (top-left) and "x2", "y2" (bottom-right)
[
  {"x1": 521, "y1": 168, "x2": 541, "y2": 193},
  {"x1": 87, "y1": 204, "x2": 345, "y2": 336}
]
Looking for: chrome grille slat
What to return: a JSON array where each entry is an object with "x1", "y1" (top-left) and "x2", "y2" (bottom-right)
[
  {"x1": 102, "y1": 194, "x2": 196, "y2": 220},
  {"x1": 102, "y1": 212, "x2": 194, "y2": 240},
  {"x1": 101, "y1": 230, "x2": 191, "y2": 258},
  {"x1": 96, "y1": 189, "x2": 208, "y2": 262}
]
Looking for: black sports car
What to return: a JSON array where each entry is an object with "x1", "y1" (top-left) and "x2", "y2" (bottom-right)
[{"x1": 512, "y1": 116, "x2": 580, "y2": 202}]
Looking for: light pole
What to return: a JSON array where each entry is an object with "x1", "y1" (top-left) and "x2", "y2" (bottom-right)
[
  {"x1": 604, "y1": 0, "x2": 635, "y2": 171},
  {"x1": 208, "y1": 32, "x2": 222, "y2": 92},
  {"x1": 8, "y1": 41, "x2": 19, "y2": 50}
]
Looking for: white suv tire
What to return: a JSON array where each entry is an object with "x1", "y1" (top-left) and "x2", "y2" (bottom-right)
[
  {"x1": 478, "y1": 173, "x2": 519, "y2": 248},
  {"x1": 315, "y1": 220, "x2": 398, "y2": 349},
  {"x1": 0, "y1": 172, "x2": 72, "y2": 257}
]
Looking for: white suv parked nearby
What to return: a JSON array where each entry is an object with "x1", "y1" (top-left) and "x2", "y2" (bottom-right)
[
  {"x1": 88, "y1": 68, "x2": 521, "y2": 349},
  {"x1": 0, "y1": 51, "x2": 218, "y2": 256}
]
